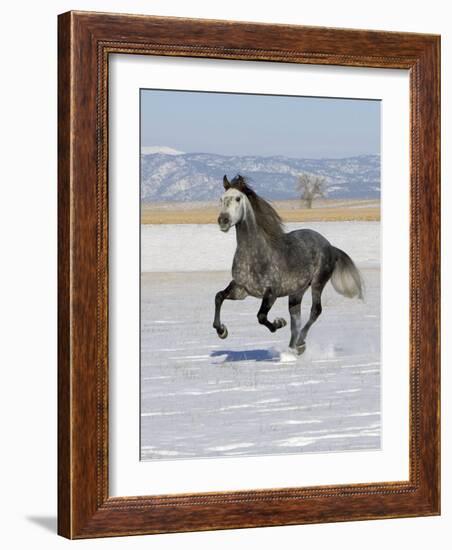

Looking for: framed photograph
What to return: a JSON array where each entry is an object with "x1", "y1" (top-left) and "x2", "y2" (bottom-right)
[{"x1": 58, "y1": 11, "x2": 440, "y2": 538}]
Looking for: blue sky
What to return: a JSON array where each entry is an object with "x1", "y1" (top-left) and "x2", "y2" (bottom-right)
[{"x1": 141, "y1": 89, "x2": 380, "y2": 159}]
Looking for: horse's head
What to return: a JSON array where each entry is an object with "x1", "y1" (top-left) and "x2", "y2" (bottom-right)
[{"x1": 218, "y1": 175, "x2": 247, "y2": 232}]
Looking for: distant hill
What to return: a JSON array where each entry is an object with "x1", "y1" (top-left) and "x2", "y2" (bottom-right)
[
  {"x1": 140, "y1": 151, "x2": 380, "y2": 202},
  {"x1": 141, "y1": 146, "x2": 184, "y2": 156}
]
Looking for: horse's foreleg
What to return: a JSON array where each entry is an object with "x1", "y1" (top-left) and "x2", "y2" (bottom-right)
[
  {"x1": 257, "y1": 287, "x2": 286, "y2": 333},
  {"x1": 213, "y1": 280, "x2": 247, "y2": 339}
]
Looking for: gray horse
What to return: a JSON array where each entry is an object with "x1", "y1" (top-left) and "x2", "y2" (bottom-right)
[{"x1": 213, "y1": 175, "x2": 363, "y2": 354}]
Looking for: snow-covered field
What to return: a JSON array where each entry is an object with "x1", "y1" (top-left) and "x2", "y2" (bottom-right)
[
  {"x1": 141, "y1": 222, "x2": 380, "y2": 460},
  {"x1": 141, "y1": 221, "x2": 379, "y2": 272}
]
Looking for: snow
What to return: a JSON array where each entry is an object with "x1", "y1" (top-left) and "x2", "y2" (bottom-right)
[
  {"x1": 140, "y1": 221, "x2": 380, "y2": 461},
  {"x1": 141, "y1": 145, "x2": 184, "y2": 155},
  {"x1": 141, "y1": 221, "x2": 380, "y2": 272}
]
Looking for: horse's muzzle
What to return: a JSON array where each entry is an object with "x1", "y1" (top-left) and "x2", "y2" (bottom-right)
[{"x1": 218, "y1": 215, "x2": 231, "y2": 232}]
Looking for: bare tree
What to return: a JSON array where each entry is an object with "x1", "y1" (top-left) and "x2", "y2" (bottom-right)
[{"x1": 297, "y1": 173, "x2": 327, "y2": 209}]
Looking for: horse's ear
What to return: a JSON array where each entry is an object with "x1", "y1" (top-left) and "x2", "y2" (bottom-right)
[
  {"x1": 223, "y1": 175, "x2": 230, "y2": 190},
  {"x1": 235, "y1": 175, "x2": 246, "y2": 192}
]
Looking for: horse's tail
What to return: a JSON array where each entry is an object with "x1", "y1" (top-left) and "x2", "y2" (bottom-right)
[{"x1": 330, "y1": 247, "x2": 363, "y2": 299}]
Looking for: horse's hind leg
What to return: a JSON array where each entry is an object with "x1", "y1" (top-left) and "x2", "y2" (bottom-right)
[
  {"x1": 295, "y1": 280, "x2": 327, "y2": 352},
  {"x1": 257, "y1": 287, "x2": 287, "y2": 333},
  {"x1": 288, "y1": 290, "x2": 306, "y2": 350},
  {"x1": 213, "y1": 280, "x2": 247, "y2": 339}
]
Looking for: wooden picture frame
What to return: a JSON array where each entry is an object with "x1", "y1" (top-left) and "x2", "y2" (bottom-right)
[{"x1": 58, "y1": 11, "x2": 440, "y2": 539}]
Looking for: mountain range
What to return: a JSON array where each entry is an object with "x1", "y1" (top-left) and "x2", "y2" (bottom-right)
[{"x1": 140, "y1": 149, "x2": 380, "y2": 202}]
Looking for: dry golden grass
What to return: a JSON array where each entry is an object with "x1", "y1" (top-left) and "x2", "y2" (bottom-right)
[{"x1": 141, "y1": 199, "x2": 380, "y2": 224}]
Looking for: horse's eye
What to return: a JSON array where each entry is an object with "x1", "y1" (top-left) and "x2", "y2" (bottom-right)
[{"x1": 236, "y1": 196, "x2": 241, "y2": 202}]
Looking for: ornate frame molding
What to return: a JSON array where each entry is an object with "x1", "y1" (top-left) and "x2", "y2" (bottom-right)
[{"x1": 58, "y1": 11, "x2": 440, "y2": 538}]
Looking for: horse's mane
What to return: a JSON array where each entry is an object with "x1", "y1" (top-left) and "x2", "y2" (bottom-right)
[{"x1": 230, "y1": 175, "x2": 285, "y2": 244}]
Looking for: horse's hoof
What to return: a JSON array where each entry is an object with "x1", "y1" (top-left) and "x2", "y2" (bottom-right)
[
  {"x1": 217, "y1": 325, "x2": 228, "y2": 339},
  {"x1": 295, "y1": 342, "x2": 306, "y2": 355},
  {"x1": 274, "y1": 318, "x2": 287, "y2": 330}
]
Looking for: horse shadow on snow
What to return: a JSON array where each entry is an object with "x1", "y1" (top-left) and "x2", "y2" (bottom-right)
[{"x1": 211, "y1": 349, "x2": 281, "y2": 363}]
